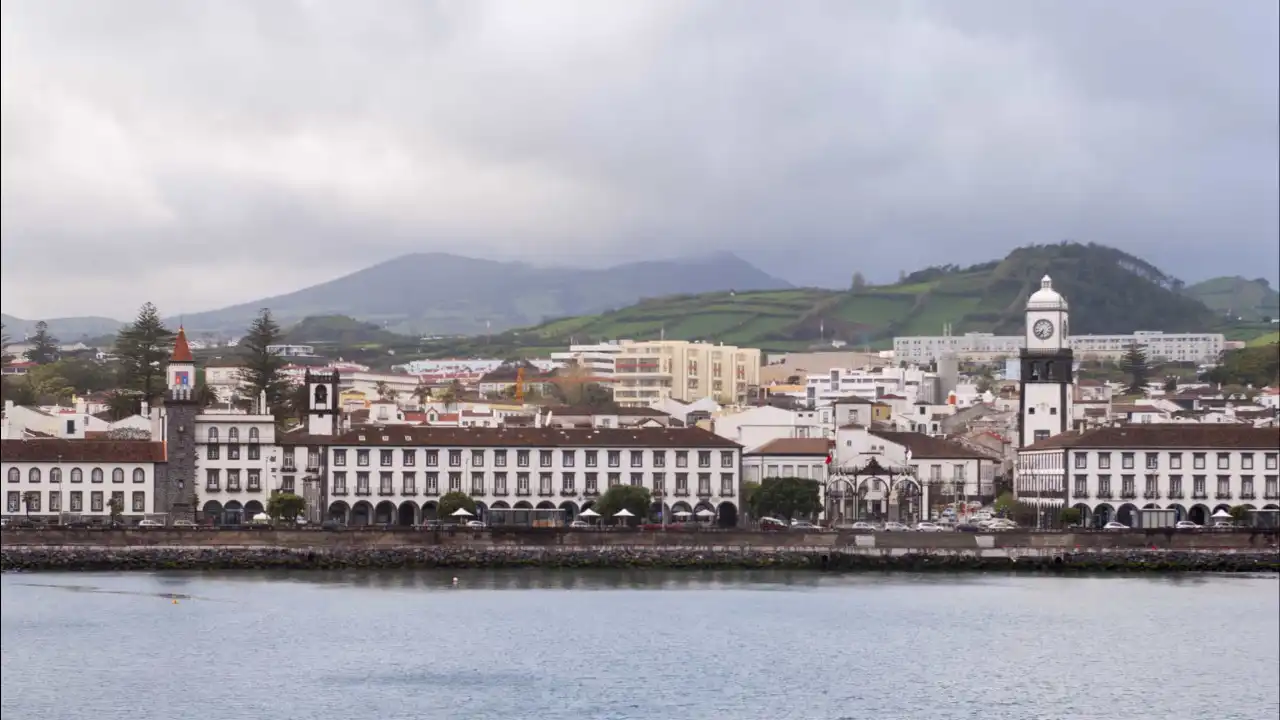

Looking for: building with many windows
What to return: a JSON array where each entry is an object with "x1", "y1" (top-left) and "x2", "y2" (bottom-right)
[
  {"x1": 2, "y1": 439, "x2": 166, "y2": 521},
  {"x1": 1016, "y1": 425, "x2": 1280, "y2": 527},
  {"x1": 894, "y1": 330, "x2": 1225, "y2": 365},
  {"x1": 558, "y1": 339, "x2": 760, "y2": 406}
]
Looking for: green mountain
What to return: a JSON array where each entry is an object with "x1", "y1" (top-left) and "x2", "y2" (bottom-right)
[
  {"x1": 1183, "y1": 276, "x2": 1279, "y2": 322},
  {"x1": 0, "y1": 314, "x2": 126, "y2": 342},
  {"x1": 466, "y1": 243, "x2": 1222, "y2": 353},
  {"x1": 171, "y1": 252, "x2": 791, "y2": 336}
]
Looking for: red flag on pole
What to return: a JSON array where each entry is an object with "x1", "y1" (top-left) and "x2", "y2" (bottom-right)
[{"x1": 825, "y1": 452, "x2": 833, "y2": 465}]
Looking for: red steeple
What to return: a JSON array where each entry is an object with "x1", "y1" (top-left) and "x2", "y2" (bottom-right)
[{"x1": 171, "y1": 326, "x2": 194, "y2": 363}]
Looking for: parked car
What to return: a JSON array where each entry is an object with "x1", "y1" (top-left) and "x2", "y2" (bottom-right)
[
  {"x1": 1174, "y1": 520, "x2": 1201, "y2": 531},
  {"x1": 138, "y1": 519, "x2": 163, "y2": 528},
  {"x1": 789, "y1": 521, "x2": 823, "y2": 531},
  {"x1": 954, "y1": 523, "x2": 982, "y2": 533},
  {"x1": 1103, "y1": 521, "x2": 1130, "y2": 531},
  {"x1": 172, "y1": 520, "x2": 197, "y2": 528},
  {"x1": 847, "y1": 521, "x2": 877, "y2": 532},
  {"x1": 914, "y1": 522, "x2": 946, "y2": 532},
  {"x1": 759, "y1": 517, "x2": 788, "y2": 532},
  {"x1": 568, "y1": 520, "x2": 590, "y2": 529},
  {"x1": 882, "y1": 521, "x2": 910, "y2": 532},
  {"x1": 320, "y1": 520, "x2": 346, "y2": 532},
  {"x1": 465, "y1": 520, "x2": 486, "y2": 529}
]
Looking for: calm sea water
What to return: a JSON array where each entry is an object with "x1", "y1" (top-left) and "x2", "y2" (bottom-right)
[{"x1": 2, "y1": 570, "x2": 1277, "y2": 720}]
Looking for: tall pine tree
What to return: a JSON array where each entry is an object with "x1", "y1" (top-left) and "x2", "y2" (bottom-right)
[
  {"x1": 24, "y1": 321, "x2": 60, "y2": 364},
  {"x1": 1120, "y1": 343, "x2": 1150, "y2": 396},
  {"x1": 114, "y1": 303, "x2": 176, "y2": 401},
  {"x1": 237, "y1": 309, "x2": 288, "y2": 416}
]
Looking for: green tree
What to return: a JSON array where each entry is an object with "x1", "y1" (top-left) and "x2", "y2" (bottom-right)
[
  {"x1": 114, "y1": 303, "x2": 176, "y2": 401},
  {"x1": 193, "y1": 367, "x2": 220, "y2": 407},
  {"x1": 1162, "y1": 376, "x2": 1178, "y2": 393},
  {"x1": 994, "y1": 491, "x2": 1018, "y2": 517},
  {"x1": 1120, "y1": 343, "x2": 1149, "y2": 395},
  {"x1": 851, "y1": 272, "x2": 867, "y2": 291},
  {"x1": 0, "y1": 322, "x2": 11, "y2": 368},
  {"x1": 108, "y1": 496, "x2": 124, "y2": 525},
  {"x1": 24, "y1": 321, "x2": 59, "y2": 364},
  {"x1": 438, "y1": 380, "x2": 461, "y2": 411},
  {"x1": 283, "y1": 383, "x2": 310, "y2": 424},
  {"x1": 740, "y1": 481, "x2": 761, "y2": 520},
  {"x1": 411, "y1": 383, "x2": 433, "y2": 406},
  {"x1": 438, "y1": 491, "x2": 477, "y2": 521},
  {"x1": 1060, "y1": 507, "x2": 1083, "y2": 526},
  {"x1": 751, "y1": 477, "x2": 821, "y2": 522},
  {"x1": 104, "y1": 390, "x2": 141, "y2": 421},
  {"x1": 46, "y1": 357, "x2": 115, "y2": 394},
  {"x1": 1228, "y1": 505, "x2": 1250, "y2": 524},
  {"x1": 237, "y1": 309, "x2": 288, "y2": 416},
  {"x1": 267, "y1": 492, "x2": 307, "y2": 523},
  {"x1": 22, "y1": 491, "x2": 39, "y2": 518},
  {"x1": 595, "y1": 484, "x2": 652, "y2": 522},
  {"x1": 23, "y1": 364, "x2": 75, "y2": 404},
  {"x1": 374, "y1": 380, "x2": 398, "y2": 401}
]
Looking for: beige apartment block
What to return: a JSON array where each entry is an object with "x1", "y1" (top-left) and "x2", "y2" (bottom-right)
[{"x1": 610, "y1": 340, "x2": 761, "y2": 406}]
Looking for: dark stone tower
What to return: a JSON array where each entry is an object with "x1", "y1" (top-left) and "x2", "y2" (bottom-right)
[{"x1": 154, "y1": 327, "x2": 201, "y2": 522}]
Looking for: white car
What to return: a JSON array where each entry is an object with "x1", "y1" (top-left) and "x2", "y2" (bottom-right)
[
  {"x1": 986, "y1": 519, "x2": 1018, "y2": 531},
  {"x1": 465, "y1": 520, "x2": 486, "y2": 529},
  {"x1": 914, "y1": 522, "x2": 945, "y2": 532},
  {"x1": 882, "y1": 521, "x2": 910, "y2": 532},
  {"x1": 789, "y1": 521, "x2": 823, "y2": 531},
  {"x1": 1103, "y1": 521, "x2": 1129, "y2": 531},
  {"x1": 848, "y1": 521, "x2": 877, "y2": 532},
  {"x1": 1174, "y1": 520, "x2": 1201, "y2": 530},
  {"x1": 137, "y1": 519, "x2": 163, "y2": 528},
  {"x1": 172, "y1": 520, "x2": 197, "y2": 528},
  {"x1": 568, "y1": 520, "x2": 589, "y2": 529}
]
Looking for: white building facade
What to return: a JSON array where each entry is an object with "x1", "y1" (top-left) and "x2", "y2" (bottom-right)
[
  {"x1": 1016, "y1": 425, "x2": 1280, "y2": 527},
  {"x1": 2, "y1": 439, "x2": 165, "y2": 521},
  {"x1": 895, "y1": 330, "x2": 1225, "y2": 365}
]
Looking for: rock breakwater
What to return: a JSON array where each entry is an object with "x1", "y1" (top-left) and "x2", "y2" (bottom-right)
[{"x1": 3, "y1": 545, "x2": 1277, "y2": 573}]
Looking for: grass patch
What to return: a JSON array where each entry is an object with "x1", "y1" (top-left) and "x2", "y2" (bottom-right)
[{"x1": 1248, "y1": 331, "x2": 1279, "y2": 347}]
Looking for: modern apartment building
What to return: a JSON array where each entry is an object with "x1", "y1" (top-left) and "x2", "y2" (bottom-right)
[
  {"x1": 895, "y1": 330, "x2": 1225, "y2": 365},
  {"x1": 564, "y1": 340, "x2": 760, "y2": 406}
]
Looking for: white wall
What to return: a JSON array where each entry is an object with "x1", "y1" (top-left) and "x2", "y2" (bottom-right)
[{"x1": 3, "y1": 461, "x2": 158, "y2": 518}]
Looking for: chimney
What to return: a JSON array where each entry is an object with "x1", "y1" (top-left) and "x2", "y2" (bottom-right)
[
  {"x1": 140, "y1": 400, "x2": 150, "y2": 419},
  {"x1": 259, "y1": 390, "x2": 267, "y2": 415}
]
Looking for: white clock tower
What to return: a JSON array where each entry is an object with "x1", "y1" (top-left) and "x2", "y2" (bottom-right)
[{"x1": 1019, "y1": 275, "x2": 1074, "y2": 447}]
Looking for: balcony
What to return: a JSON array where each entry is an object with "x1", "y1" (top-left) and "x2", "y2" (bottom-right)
[
  {"x1": 355, "y1": 488, "x2": 372, "y2": 497},
  {"x1": 205, "y1": 484, "x2": 220, "y2": 492},
  {"x1": 281, "y1": 462, "x2": 297, "y2": 472},
  {"x1": 674, "y1": 489, "x2": 690, "y2": 497},
  {"x1": 720, "y1": 489, "x2": 735, "y2": 497},
  {"x1": 470, "y1": 489, "x2": 486, "y2": 497},
  {"x1": 1072, "y1": 490, "x2": 1089, "y2": 499},
  {"x1": 1096, "y1": 491, "x2": 1113, "y2": 499},
  {"x1": 1264, "y1": 491, "x2": 1280, "y2": 500},
  {"x1": 1191, "y1": 492, "x2": 1208, "y2": 500},
  {"x1": 378, "y1": 488, "x2": 395, "y2": 496},
  {"x1": 424, "y1": 488, "x2": 440, "y2": 497},
  {"x1": 516, "y1": 488, "x2": 531, "y2": 497},
  {"x1": 537, "y1": 489, "x2": 555, "y2": 497},
  {"x1": 332, "y1": 488, "x2": 348, "y2": 496},
  {"x1": 583, "y1": 489, "x2": 600, "y2": 497},
  {"x1": 652, "y1": 489, "x2": 666, "y2": 498},
  {"x1": 1240, "y1": 491, "x2": 1256, "y2": 500},
  {"x1": 1215, "y1": 492, "x2": 1232, "y2": 500},
  {"x1": 559, "y1": 489, "x2": 577, "y2": 497},
  {"x1": 401, "y1": 487, "x2": 417, "y2": 496},
  {"x1": 1120, "y1": 489, "x2": 1137, "y2": 499},
  {"x1": 1143, "y1": 490, "x2": 1161, "y2": 500}
]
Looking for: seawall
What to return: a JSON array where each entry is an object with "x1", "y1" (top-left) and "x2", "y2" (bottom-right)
[{"x1": 2, "y1": 529, "x2": 1277, "y2": 574}]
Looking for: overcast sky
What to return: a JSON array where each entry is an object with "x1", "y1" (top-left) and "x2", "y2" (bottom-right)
[{"x1": 2, "y1": 0, "x2": 1277, "y2": 320}]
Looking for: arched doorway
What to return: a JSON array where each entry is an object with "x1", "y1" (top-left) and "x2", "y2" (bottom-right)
[
  {"x1": 491, "y1": 501, "x2": 511, "y2": 510},
  {"x1": 201, "y1": 500, "x2": 223, "y2": 526},
  {"x1": 694, "y1": 500, "x2": 716, "y2": 524},
  {"x1": 351, "y1": 501, "x2": 373, "y2": 527},
  {"x1": 856, "y1": 477, "x2": 889, "y2": 521},
  {"x1": 475, "y1": 501, "x2": 488, "y2": 523},
  {"x1": 244, "y1": 500, "x2": 265, "y2": 522},
  {"x1": 374, "y1": 501, "x2": 396, "y2": 525},
  {"x1": 421, "y1": 501, "x2": 438, "y2": 521},
  {"x1": 717, "y1": 501, "x2": 738, "y2": 528},
  {"x1": 397, "y1": 501, "x2": 417, "y2": 526},
  {"x1": 1116, "y1": 503, "x2": 1139, "y2": 527},
  {"x1": 825, "y1": 477, "x2": 856, "y2": 526},
  {"x1": 1070, "y1": 502, "x2": 1091, "y2": 528},
  {"x1": 328, "y1": 501, "x2": 350, "y2": 524},
  {"x1": 1188, "y1": 504, "x2": 1209, "y2": 525},
  {"x1": 890, "y1": 478, "x2": 922, "y2": 524},
  {"x1": 1092, "y1": 503, "x2": 1114, "y2": 528},
  {"x1": 223, "y1": 500, "x2": 244, "y2": 526},
  {"x1": 559, "y1": 501, "x2": 579, "y2": 522},
  {"x1": 1167, "y1": 503, "x2": 1187, "y2": 521},
  {"x1": 536, "y1": 501, "x2": 556, "y2": 510}
]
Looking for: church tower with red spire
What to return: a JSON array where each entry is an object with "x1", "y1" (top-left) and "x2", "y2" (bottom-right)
[{"x1": 155, "y1": 327, "x2": 200, "y2": 522}]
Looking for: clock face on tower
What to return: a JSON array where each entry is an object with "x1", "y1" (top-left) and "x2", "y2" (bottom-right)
[{"x1": 1033, "y1": 319, "x2": 1055, "y2": 340}]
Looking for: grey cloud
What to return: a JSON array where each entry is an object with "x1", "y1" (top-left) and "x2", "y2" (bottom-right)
[{"x1": 2, "y1": 0, "x2": 1276, "y2": 319}]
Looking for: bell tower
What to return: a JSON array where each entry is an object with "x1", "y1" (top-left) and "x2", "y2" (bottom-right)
[
  {"x1": 305, "y1": 370, "x2": 340, "y2": 435},
  {"x1": 1019, "y1": 275, "x2": 1074, "y2": 447}
]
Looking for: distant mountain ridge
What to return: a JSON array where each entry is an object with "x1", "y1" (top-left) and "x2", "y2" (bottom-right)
[
  {"x1": 0, "y1": 314, "x2": 125, "y2": 341},
  {"x1": 1183, "y1": 276, "x2": 1279, "y2": 322},
  {"x1": 172, "y1": 251, "x2": 792, "y2": 335},
  {"x1": 481, "y1": 242, "x2": 1227, "y2": 353}
]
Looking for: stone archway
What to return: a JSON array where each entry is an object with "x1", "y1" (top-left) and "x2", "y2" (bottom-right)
[
  {"x1": 244, "y1": 500, "x2": 265, "y2": 522},
  {"x1": 397, "y1": 501, "x2": 417, "y2": 526},
  {"x1": 1167, "y1": 503, "x2": 1187, "y2": 521},
  {"x1": 223, "y1": 500, "x2": 244, "y2": 526},
  {"x1": 1116, "y1": 503, "x2": 1139, "y2": 527},
  {"x1": 1070, "y1": 502, "x2": 1091, "y2": 528},
  {"x1": 558, "y1": 501, "x2": 579, "y2": 522},
  {"x1": 1188, "y1": 504, "x2": 1209, "y2": 525},
  {"x1": 890, "y1": 478, "x2": 922, "y2": 524},
  {"x1": 351, "y1": 501, "x2": 373, "y2": 527},
  {"x1": 421, "y1": 501, "x2": 439, "y2": 521},
  {"x1": 328, "y1": 501, "x2": 350, "y2": 524},
  {"x1": 717, "y1": 501, "x2": 738, "y2": 528},
  {"x1": 201, "y1": 500, "x2": 223, "y2": 526},
  {"x1": 1092, "y1": 503, "x2": 1114, "y2": 527},
  {"x1": 374, "y1": 501, "x2": 396, "y2": 525}
]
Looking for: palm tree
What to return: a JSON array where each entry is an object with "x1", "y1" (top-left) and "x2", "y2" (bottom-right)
[
  {"x1": 194, "y1": 382, "x2": 219, "y2": 408},
  {"x1": 439, "y1": 380, "x2": 461, "y2": 411},
  {"x1": 104, "y1": 391, "x2": 139, "y2": 421},
  {"x1": 412, "y1": 383, "x2": 433, "y2": 407},
  {"x1": 374, "y1": 381, "x2": 398, "y2": 402}
]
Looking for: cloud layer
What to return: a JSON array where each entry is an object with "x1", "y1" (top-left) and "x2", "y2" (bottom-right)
[{"x1": 3, "y1": 0, "x2": 1277, "y2": 319}]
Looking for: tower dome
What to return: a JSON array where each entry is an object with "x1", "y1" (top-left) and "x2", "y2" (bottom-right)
[{"x1": 1026, "y1": 275, "x2": 1068, "y2": 311}]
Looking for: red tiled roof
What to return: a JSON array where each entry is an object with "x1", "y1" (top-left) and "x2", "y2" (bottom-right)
[
  {"x1": 0, "y1": 439, "x2": 166, "y2": 463},
  {"x1": 170, "y1": 327, "x2": 194, "y2": 363},
  {"x1": 288, "y1": 425, "x2": 741, "y2": 449},
  {"x1": 1021, "y1": 424, "x2": 1280, "y2": 451},
  {"x1": 747, "y1": 438, "x2": 833, "y2": 456},
  {"x1": 867, "y1": 430, "x2": 990, "y2": 459}
]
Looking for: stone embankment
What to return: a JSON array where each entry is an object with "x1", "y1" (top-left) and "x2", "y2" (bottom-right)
[{"x1": 3, "y1": 545, "x2": 1277, "y2": 574}]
